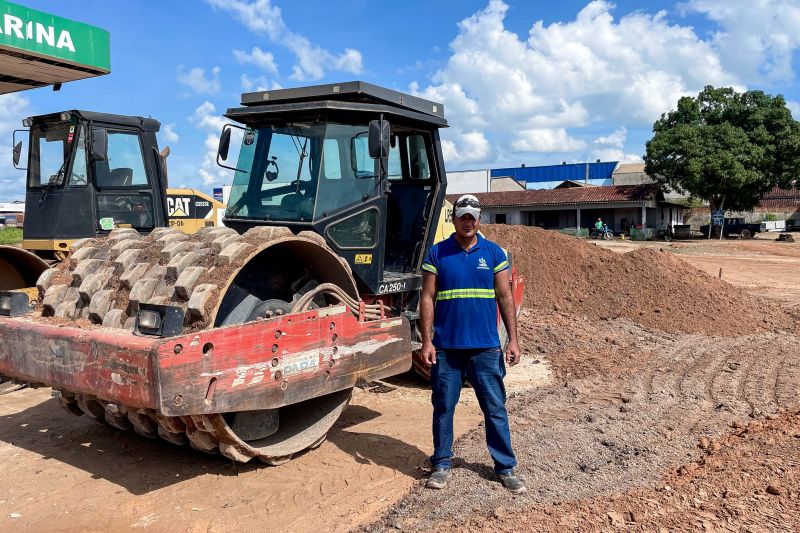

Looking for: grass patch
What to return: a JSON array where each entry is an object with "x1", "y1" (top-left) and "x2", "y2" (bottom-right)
[{"x1": 0, "y1": 227, "x2": 23, "y2": 245}]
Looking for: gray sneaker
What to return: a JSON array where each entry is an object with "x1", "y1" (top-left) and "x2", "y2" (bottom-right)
[
  {"x1": 498, "y1": 472, "x2": 527, "y2": 494},
  {"x1": 425, "y1": 468, "x2": 450, "y2": 489}
]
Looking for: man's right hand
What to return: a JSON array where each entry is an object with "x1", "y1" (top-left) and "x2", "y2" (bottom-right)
[{"x1": 421, "y1": 340, "x2": 437, "y2": 366}]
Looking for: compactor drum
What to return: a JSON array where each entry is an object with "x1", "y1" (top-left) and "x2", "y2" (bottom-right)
[
  {"x1": 0, "y1": 82, "x2": 475, "y2": 463},
  {"x1": 35, "y1": 225, "x2": 368, "y2": 463}
]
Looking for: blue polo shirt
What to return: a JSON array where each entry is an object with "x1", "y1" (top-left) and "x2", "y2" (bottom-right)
[{"x1": 422, "y1": 233, "x2": 509, "y2": 349}]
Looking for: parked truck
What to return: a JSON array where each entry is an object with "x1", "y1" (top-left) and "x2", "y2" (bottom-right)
[{"x1": 699, "y1": 217, "x2": 762, "y2": 239}]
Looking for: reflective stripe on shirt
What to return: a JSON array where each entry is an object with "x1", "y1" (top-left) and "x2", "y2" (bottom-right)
[{"x1": 436, "y1": 288, "x2": 496, "y2": 300}]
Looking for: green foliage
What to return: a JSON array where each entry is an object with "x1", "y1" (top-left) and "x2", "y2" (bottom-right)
[
  {"x1": 644, "y1": 86, "x2": 800, "y2": 212},
  {"x1": 761, "y1": 213, "x2": 779, "y2": 221},
  {"x1": 0, "y1": 227, "x2": 22, "y2": 244},
  {"x1": 684, "y1": 196, "x2": 707, "y2": 208}
]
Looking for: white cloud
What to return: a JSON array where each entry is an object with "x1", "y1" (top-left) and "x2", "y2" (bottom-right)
[
  {"x1": 787, "y1": 99, "x2": 800, "y2": 119},
  {"x1": 177, "y1": 66, "x2": 222, "y2": 94},
  {"x1": 681, "y1": 0, "x2": 800, "y2": 82},
  {"x1": 162, "y1": 123, "x2": 180, "y2": 144},
  {"x1": 441, "y1": 131, "x2": 492, "y2": 164},
  {"x1": 233, "y1": 46, "x2": 279, "y2": 75},
  {"x1": 190, "y1": 101, "x2": 236, "y2": 186},
  {"x1": 206, "y1": 0, "x2": 363, "y2": 81},
  {"x1": 512, "y1": 128, "x2": 586, "y2": 153},
  {"x1": 190, "y1": 101, "x2": 227, "y2": 133},
  {"x1": 414, "y1": 0, "x2": 743, "y2": 167},
  {"x1": 590, "y1": 148, "x2": 642, "y2": 163},
  {"x1": 593, "y1": 126, "x2": 627, "y2": 148},
  {"x1": 0, "y1": 94, "x2": 30, "y2": 200},
  {"x1": 240, "y1": 73, "x2": 281, "y2": 92}
]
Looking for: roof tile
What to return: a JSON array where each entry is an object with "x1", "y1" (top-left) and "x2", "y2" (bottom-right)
[{"x1": 447, "y1": 184, "x2": 661, "y2": 208}]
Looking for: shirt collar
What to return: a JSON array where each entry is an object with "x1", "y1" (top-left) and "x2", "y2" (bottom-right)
[{"x1": 447, "y1": 232, "x2": 483, "y2": 251}]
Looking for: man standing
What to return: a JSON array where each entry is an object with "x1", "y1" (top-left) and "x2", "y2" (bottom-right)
[{"x1": 419, "y1": 194, "x2": 525, "y2": 494}]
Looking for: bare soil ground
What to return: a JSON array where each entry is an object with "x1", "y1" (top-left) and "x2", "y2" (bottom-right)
[
  {"x1": 0, "y1": 377, "x2": 489, "y2": 533},
  {"x1": 2, "y1": 228, "x2": 799, "y2": 532},
  {"x1": 366, "y1": 230, "x2": 800, "y2": 532},
  {"x1": 0, "y1": 367, "x2": 548, "y2": 532},
  {"x1": 595, "y1": 233, "x2": 800, "y2": 309}
]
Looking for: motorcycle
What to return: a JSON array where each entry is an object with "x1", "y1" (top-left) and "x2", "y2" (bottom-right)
[{"x1": 590, "y1": 225, "x2": 614, "y2": 240}]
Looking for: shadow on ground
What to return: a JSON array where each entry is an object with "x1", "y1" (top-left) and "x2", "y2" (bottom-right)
[{"x1": 1, "y1": 395, "x2": 427, "y2": 494}]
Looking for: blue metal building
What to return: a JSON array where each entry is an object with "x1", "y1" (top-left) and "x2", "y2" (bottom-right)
[{"x1": 490, "y1": 161, "x2": 617, "y2": 189}]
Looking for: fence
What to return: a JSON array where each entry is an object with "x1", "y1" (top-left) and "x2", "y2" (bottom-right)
[
  {"x1": 559, "y1": 227, "x2": 589, "y2": 238},
  {"x1": 630, "y1": 227, "x2": 654, "y2": 241}
]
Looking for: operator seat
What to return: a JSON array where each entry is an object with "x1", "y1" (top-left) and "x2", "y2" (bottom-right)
[
  {"x1": 280, "y1": 192, "x2": 304, "y2": 211},
  {"x1": 108, "y1": 168, "x2": 133, "y2": 186},
  {"x1": 97, "y1": 167, "x2": 133, "y2": 187}
]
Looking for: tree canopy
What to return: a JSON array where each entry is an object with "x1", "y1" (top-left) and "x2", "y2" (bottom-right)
[{"x1": 644, "y1": 86, "x2": 800, "y2": 212}]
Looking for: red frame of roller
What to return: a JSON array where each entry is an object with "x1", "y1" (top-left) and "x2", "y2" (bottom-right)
[{"x1": 0, "y1": 305, "x2": 411, "y2": 416}]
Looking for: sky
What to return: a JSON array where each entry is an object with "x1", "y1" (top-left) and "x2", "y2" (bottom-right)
[{"x1": 2, "y1": 0, "x2": 800, "y2": 200}]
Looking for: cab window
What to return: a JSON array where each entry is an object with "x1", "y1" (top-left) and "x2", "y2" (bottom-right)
[
  {"x1": 68, "y1": 126, "x2": 88, "y2": 186},
  {"x1": 96, "y1": 131, "x2": 148, "y2": 188}
]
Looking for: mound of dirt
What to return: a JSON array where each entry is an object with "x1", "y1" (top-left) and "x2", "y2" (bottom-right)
[
  {"x1": 482, "y1": 225, "x2": 794, "y2": 336},
  {"x1": 516, "y1": 308, "x2": 674, "y2": 380}
]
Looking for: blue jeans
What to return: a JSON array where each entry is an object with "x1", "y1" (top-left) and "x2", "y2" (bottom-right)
[{"x1": 430, "y1": 346, "x2": 517, "y2": 475}]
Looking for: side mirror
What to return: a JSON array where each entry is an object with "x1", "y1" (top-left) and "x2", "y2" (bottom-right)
[
  {"x1": 155, "y1": 146, "x2": 170, "y2": 187},
  {"x1": 218, "y1": 127, "x2": 231, "y2": 162},
  {"x1": 12, "y1": 129, "x2": 27, "y2": 170},
  {"x1": 91, "y1": 128, "x2": 108, "y2": 161},
  {"x1": 216, "y1": 124, "x2": 250, "y2": 173},
  {"x1": 12, "y1": 141, "x2": 22, "y2": 167},
  {"x1": 368, "y1": 119, "x2": 390, "y2": 159}
]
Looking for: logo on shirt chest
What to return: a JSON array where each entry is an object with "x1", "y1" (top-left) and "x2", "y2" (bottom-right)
[{"x1": 477, "y1": 257, "x2": 490, "y2": 270}]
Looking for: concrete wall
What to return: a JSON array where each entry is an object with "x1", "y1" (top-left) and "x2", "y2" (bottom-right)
[
  {"x1": 686, "y1": 206, "x2": 800, "y2": 227},
  {"x1": 612, "y1": 162, "x2": 650, "y2": 186},
  {"x1": 480, "y1": 207, "x2": 521, "y2": 225},
  {"x1": 490, "y1": 177, "x2": 526, "y2": 192},
  {"x1": 525, "y1": 178, "x2": 612, "y2": 189},
  {"x1": 480, "y1": 202, "x2": 685, "y2": 234},
  {"x1": 445, "y1": 169, "x2": 490, "y2": 194}
]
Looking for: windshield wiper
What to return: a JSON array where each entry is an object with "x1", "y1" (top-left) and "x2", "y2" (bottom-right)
[
  {"x1": 39, "y1": 156, "x2": 69, "y2": 204},
  {"x1": 295, "y1": 136, "x2": 308, "y2": 192}
]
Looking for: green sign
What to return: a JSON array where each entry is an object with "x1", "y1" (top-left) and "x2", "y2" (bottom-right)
[
  {"x1": 0, "y1": 1, "x2": 110, "y2": 72},
  {"x1": 99, "y1": 217, "x2": 115, "y2": 231}
]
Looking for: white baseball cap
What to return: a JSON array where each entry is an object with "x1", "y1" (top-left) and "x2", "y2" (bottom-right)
[{"x1": 454, "y1": 194, "x2": 481, "y2": 219}]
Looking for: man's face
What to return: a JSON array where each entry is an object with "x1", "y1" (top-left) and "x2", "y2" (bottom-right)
[{"x1": 453, "y1": 213, "x2": 479, "y2": 239}]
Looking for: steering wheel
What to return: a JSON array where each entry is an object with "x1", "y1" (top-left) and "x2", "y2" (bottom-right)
[
  {"x1": 111, "y1": 196, "x2": 149, "y2": 213},
  {"x1": 71, "y1": 173, "x2": 87, "y2": 186}
]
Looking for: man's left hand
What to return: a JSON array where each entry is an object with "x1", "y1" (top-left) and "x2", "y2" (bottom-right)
[{"x1": 505, "y1": 339, "x2": 521, "y2": 366}]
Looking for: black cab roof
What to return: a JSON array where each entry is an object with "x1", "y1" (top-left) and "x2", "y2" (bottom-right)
[
  {"x1": 227, "y1": 81, "x2": 447, "y2": 127},
  {"x1": 25, "y1": 110, "x2": 161, "y2": 132}
]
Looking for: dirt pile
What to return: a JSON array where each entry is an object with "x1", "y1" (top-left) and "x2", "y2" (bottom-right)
[
  {"x1": 515, "y1": 308, "x2": 675, "y2": 380},
  {"x1": 482, "y1": 225, "x2": 794, "y2": 335}
]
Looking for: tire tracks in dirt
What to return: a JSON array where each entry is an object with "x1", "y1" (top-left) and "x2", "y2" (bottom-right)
[{"x1": 368, "y1": 330, "x2": 800, "y2": 531}]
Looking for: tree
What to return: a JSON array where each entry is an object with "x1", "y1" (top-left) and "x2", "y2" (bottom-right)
[{"x1": 644, "y1": 86, "x2": 800, "y2": 215}]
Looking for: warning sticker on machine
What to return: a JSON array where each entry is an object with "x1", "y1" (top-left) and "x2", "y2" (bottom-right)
[{"x1": 282, "y1": 352, "x2": 319, "y2": 377}]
